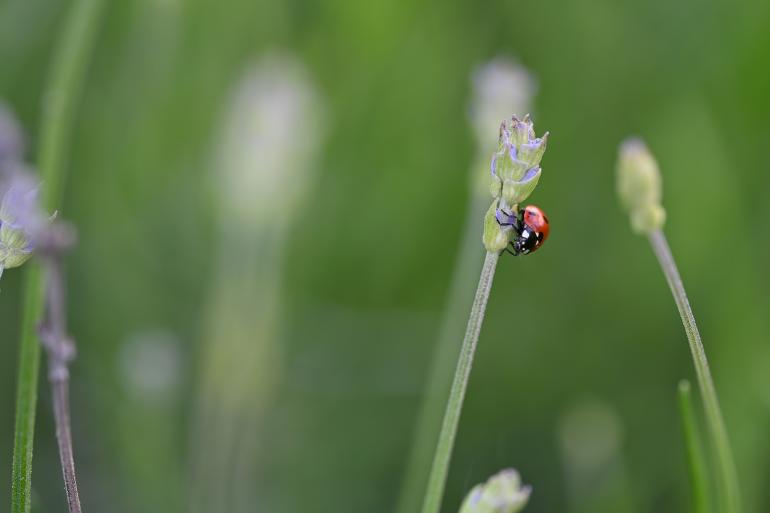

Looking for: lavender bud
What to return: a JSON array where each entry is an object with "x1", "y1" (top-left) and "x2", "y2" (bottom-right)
[
  {"x1": 502, "y1": 166, "x2": 541, "y2": 206},
  {"x1": 483, "y1": 199, "x2": 512, "y2": 253},
  {"x1": 459, "y1": 469, "x2": 531, "y2": 513},
  {"x1": 616, "y1": 138, "x2": 666, "y2": 234},
  {"x1": 490, "y1": 115, "x2": 548, "y2": 205},
  {"x1": 216, "y1": 54, "x2": 323, "y2": 228},
  {"x1": 0, "y1": 170, "x2": 46, "y2": 271}
]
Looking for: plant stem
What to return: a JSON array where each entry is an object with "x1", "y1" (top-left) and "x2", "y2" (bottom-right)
[
  {"x1": 51, "y1": 380, "x2": 80, "y2": 513},
  {"x1": 38, "y1": 225, "x2": 80, "y2": 513},
  {"x1": 420, "y1": 250, "x2": 499, "y2": 513},
  {"x1": 10, "y1": 1, "x2": 103, "y2": 512},
  {"x1": 677, "y1": 380, "x2": 710, "y2": 513},
  {"x1": 648, "y1": 229, "x2": 741, "y2": 513},
  {"x1": 11, "y1": 268, "x2": 44, "y2": 513},
  {"x1": 396, "y1": 193, "x2": 487, "y2": 513}
]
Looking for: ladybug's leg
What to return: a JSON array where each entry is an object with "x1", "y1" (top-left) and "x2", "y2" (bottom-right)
[
  {"x1": 507, "y1": 241, "x2": 521, "y2": 256},
  {"x1": 495, "y1": 208, "x2": 520, "y2": 229}
]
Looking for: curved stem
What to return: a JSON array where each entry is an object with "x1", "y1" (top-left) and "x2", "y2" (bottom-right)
[
  {"x1": 649, "y1": 230, "x2": 741, "y2": 513},
  {"x1": 420, "y1": 251, "x2": 499, "y2": 513},
  {"x1": 10, "y1": 1, "x2": 103, "y2": 512}
]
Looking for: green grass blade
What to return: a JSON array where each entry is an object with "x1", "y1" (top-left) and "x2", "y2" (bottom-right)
[
  {"x1": 677, "y1": 380, "x2": 710, "y2": 513},
  {"x1": 10, "y1": 268, "x2": 44, "y2": 513}
]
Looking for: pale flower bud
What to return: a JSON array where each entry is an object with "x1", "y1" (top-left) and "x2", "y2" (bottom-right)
[
  {"x1": 459, "y1": 469, "x2": 531, "y2": 513},
  {"x1": 616, "y1": 138, "x2": 666, "y2": 234}
]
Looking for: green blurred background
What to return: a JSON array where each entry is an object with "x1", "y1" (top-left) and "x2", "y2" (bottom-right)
[{"x1": 2, "y1": 0, "x2": 770, "y2": 512}]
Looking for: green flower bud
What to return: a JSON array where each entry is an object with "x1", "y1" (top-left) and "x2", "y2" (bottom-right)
[
  {"x1": 0, "y1": 172, "x2": 43, "y2": 272},
  {"x1": 483, "y1": 199, "x2": 511, "y2": 253},
  {"x1": 616, "y1": 138, "x2": 666, "y2": 234},
  {"x1": 459, "y1": 469, "x2": 531, "y2": 513},
  {"x1": 0, "y1": 242, "x2": 32, "y2": 269},
  {"x1": 489, "y1": 174, "x2": 503, "y2": 198},
  {"x1": 630, "y1": 204, "x2": 666, "y2": 235},
  {"x1": 502, "y1": 167, "x2": 541, "y2": 205},
  {"x1": 517, "y1": 133, "x2": 548, "y2": 170},
  {"x1": 490, "y1": 115, "x2": 548, "y2": 205}
]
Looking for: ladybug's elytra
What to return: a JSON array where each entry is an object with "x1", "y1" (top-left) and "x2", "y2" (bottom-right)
[{"x1": 495, "y1": 205, "x2": 550, "y2": 256}]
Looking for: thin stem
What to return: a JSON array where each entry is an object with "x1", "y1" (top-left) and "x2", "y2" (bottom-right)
[
  {"x1": 38, "y1": 226, "x2": 80, "y2": 513},
  {"x1": 395, "y1": 193, "x2": 488, "y2": 513},
  {"x1": 51, "y1": 380, "x2": 79, "y2": 513},
  {"x1": 420, "y1": 250, "x2": 500, "y2": 513},
  {"x1": 10, "y1": 269, "x2": 44, "y2": 513},
  {"x1": 677, "y1": 380, "x2": 710, "y2": 513},
  {"x1": 648, "y1": 229, "x2": 741, "y2": 513},
  {"x1": 10, "y1": 1, "x2": 103, "y2": 512}
]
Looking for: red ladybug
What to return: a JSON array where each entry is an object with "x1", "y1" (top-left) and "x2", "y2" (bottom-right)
[{"x1": 495, "y1": 205, "x2": 550, "y2": 256}]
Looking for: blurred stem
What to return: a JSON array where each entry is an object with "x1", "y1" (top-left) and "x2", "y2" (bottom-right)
[
  {"x1": 38, "y1": 228, "x2": 81, "y2": 513},
  {"x1": 421, "y1": 250, "x2": 499, "y2": 513},
  {"x1": 677, "y1": 380, "x2": 710, "y2": 513},
  {"x1": 10, "y1": 1, "x2": 103, "y2": 512},
  {"x1": 649, "y1": 230, "x2": 741, "y2": 513},
  {"x1": 396, "y1": 192, "x2": 487, "y2": 513}
]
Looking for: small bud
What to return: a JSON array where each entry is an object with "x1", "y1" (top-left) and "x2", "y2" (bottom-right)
[
  {"x1": 630, "y1": 204, "x2": 666, "y2": 235},
  {"x1": 489, "y1": 174, "x2": 502, "y2": 198},
  {"x1": 490, "y1": 115, "x2": 548, "y2": 205},
  {"x1": 510, "y1": 114, "x2": 535, "y2": 148},
  {"x1": 0, "y1": 170, "x2": 46, "y2": 271},
  {"x1": 616, "y1": 138, "x2": 666, "y2": 234},
  {"x1": 517, "y1": 132, "x2": 548, "y2": 169},
  {"x1": 459, "y1": 469, "x2": 531, "y2": 513},
  {"x1": 502, "y1": 166, "x2": 541, "y2": 205},
  {"x1": 216, "y1": 54, "x2": 323, "y2": 228},
  {"x1": 483, "y1": 200, "x2": 512, "y2": 253}
]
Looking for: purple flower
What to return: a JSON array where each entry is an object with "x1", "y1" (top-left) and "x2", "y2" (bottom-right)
[
  {"x1": 489, "y1": 114, "x2": 548, "y2": 205},
  {"x1": 0, "y1": 169, "x2": 45, "y2": 270}
]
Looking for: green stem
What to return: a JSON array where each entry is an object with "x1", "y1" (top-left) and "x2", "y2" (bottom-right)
[
  {"x1": 10, "y1": 1, "x2": 103, "y2": 512},
  {"x1": 420, "y1": 250, "x2": 500, "y2": 513},
  {"x1": 395, "y1": 191, "x2": 489, "y2": 513},
  {"x1": 649, "y1": 229, "x2": 741, "y2": 513},
  {"x1": 677, "y1": 380, "x2": 710, "y2": 513},
  {"x1": 10, "y1": 269, "x2": 44, "y2": 513},
  {"x1": 395, "y1": 193, "x2": 487, "y2": 513}
]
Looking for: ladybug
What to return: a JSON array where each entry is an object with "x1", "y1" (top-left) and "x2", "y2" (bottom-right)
[{"x1": 495, "y1": 205, "x2": 550, "y2": 256}]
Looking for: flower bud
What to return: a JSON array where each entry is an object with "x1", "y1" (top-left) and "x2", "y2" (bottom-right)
[
  {"x1": 502, "y1": 167, "x2": 541, "y2": 205},
  {"x1": 216, "y1": 54, "x2": 323, "y2": 229},
  {"x1": 0, "y1": 171, "x2": 44, "y2": 271},
  {"x1": 616, "y1": 138, "x2": 666, "y2": 234},
  {"x1": 459, "y1": 469, "x2": 531, "y2": 513},
  {"x1": 483, "y1": 200, "x2": 512, "y2": 253},
  {"x1": 490, "y1": 115, "x2": 548, "y2": 205}
]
